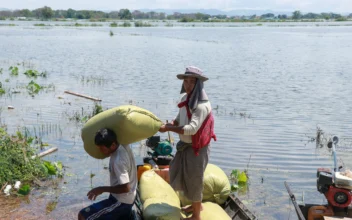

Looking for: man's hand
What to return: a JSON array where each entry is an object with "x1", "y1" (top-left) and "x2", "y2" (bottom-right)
[
  {"x1": 159, "y1": 124, "x2": 168, "y2": 133},
  {"x1": 87, "y1": 187, "x2": 104, "y2": 201}
]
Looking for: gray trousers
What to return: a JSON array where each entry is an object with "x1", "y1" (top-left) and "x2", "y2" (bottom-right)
[{"x1": 169, "y1": 141, "x2": 210, "y2": 202}]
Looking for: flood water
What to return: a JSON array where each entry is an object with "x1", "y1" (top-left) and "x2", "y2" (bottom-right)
[{"x1": 1, "y1": 21, "x2": 352, "y2": 219}]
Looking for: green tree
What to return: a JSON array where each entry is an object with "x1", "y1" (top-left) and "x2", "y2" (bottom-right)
[
  {"x1": 109, "y1": 11, "x2": 120, "y2": 19},
  {"x1": 66, "y1": 8, "x2": 75, "y2": 18},
  {"x1": 20, "y1": 9, "x2": 32, "y2": 17},
  {"x1": 34, "y1": 6, "x2": 53, "y2": 19},
  {"x1": 321, "y1": 13, "x2": 331, "y2": 20},
  {"x1": 278, "y1": 14, "x2": 287, "y2": 19},
  {"x1": 119, "y1": 9, "x2": 132, "y2": 19},
  {"x1": 292, "y1": 10, "x2": 302, "y2": 19}
]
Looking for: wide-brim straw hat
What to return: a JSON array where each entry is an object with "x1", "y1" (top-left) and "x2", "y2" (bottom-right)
[{"x1": 177, "y1": 66, "x2": 208, "y2": 81}]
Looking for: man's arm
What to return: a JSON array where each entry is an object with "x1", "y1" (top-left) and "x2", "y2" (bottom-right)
[
  {"x1": 87, "y1": 183, "x2": 130, "y2": 200},
  {"x1": 159, "y1": 124, "x2": 184, "y2": 134}
]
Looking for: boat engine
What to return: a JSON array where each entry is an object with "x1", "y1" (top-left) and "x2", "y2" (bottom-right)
[
  {"x1": 317, "y1": 169, "x2": 352, "y2": 208},
  {"x1": 146, "y1": 136, "x2": 172, "y2": 157},
  {"x1": 316, "y1": 137, "x2": 352, "y2": 210}
]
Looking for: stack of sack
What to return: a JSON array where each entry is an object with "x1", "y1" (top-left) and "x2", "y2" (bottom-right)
[
  {"x1": 140, "y1": 164, "x2": 231, "y2": 220},
  {"x1": 140, "y1": 170, "x2": 182, "y2": 220}
]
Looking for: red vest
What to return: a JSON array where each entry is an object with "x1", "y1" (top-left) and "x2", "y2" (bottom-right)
[{"x1": 178, "y1": 98, "x2": 217, "y2": 156}]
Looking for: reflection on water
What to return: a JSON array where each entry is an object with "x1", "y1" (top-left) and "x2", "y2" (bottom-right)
[{"x1": 1, "y1": 22, "x2": 352, "y2": 219}]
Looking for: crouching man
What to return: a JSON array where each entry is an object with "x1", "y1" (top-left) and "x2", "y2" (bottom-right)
[{"x1": 78, "y1": 128, "x2": 137, "y2": 220}]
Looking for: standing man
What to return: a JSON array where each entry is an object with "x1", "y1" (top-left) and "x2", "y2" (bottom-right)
[{"x1": 159, "y1": 66, "x2": 216, "y2": 220}]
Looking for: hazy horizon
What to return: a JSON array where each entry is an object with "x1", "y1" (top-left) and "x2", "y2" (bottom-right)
[{"x1": 1, "y1": 0, "x2": 352, "y2": 13}]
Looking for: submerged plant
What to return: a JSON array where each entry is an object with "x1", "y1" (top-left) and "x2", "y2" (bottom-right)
[
  {"x1": 9, "y1": 66, "x2": 19, "y2": 76},
  {"x1": 24, "y1": 69, "x2": 47, "y2": 78},
  {"x1": 68, "y1": 103, "x2": 104, "y2": 123},
  {"x1": 121, "y1": 22, "x2": 131, "y2": 27},
  {"x1": 0, "y1": 82, "x2": 5, "y2": 95},
  {"x1": 110, "y1": 22, "x2": 118, "y2": 27},
  {"x1": 90, "y1": 171, "x2": 95, "y2": 188},
  {"x1": 230, "y1": 169, "x2": 248, "y2": 192},
  {"x1": 46, "y1": 200, "x2": 58, "y2": 213},
  {"x1": 26, "y1": 80, "x2": 42, "y2": 95},
  {"x1": 134, "y1": 21, "x2": 152, "y2": 27}
]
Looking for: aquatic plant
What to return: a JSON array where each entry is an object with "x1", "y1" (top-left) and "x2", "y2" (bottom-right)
[
  {"x1": 0, "y1": 82, "x2": 5, "y2": 95},
  {"x1": 121, "y1": 22, "x2": 131, "y2": 27},
  {"x1": 165, "y1": 22, "x2": 174, "y2": 27},
  {"x1": 90, "y1": 171, "x2": 95, "y2": 188},
  {"x1": 134, "y1": 21, "x2": 152, "y2": 27},
  {"x1": 110, "y1": 22, "x2": 118, "y2": 27},
  {"x1": 26, "y1": 80, "x2": 42, "y2": 94},
  {"x1": 67, "y1": 103, "x2": 104, "y2": 123},
  {"x1": 0, "y1": 128, "x2": 61, "y2": 187},
  {"x1": 0, "y1": 23, "x2": 16, "y2": 26},
  {"x1": 9, "y1": 66, "x2": 19, "y2": 76},
  {"x1": 46, "y1": 200, "x2": 58, "y2": 213},
  {"x1": 229, "y1": 169, "x2": 248, "y2": 192},
  {"x1": 24, "y1": 69, "x2": 47, "y2": 78}
]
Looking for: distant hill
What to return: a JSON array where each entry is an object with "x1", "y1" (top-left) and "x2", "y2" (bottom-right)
[
  {"x1": 138, "y1": 8, "x2": 293, "y2": 16},
  {"x1": 0, "y1": 8, "x2": 10, "y2": 11}
]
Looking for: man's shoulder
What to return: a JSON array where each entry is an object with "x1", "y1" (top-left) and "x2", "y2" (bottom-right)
[
  {"x1": 196, "y1": 100, "x2": 211, "y2": 111},
  {"x1": 118, "y1": 144, "x2": 132, "y2": 154}
]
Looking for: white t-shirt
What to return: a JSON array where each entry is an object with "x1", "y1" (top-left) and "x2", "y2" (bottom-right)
[{"x1": 109, "y1": 144, "x2": 137, "y2": 204}]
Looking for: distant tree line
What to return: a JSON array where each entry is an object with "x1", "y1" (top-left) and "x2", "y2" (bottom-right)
[{"x1": 0, "y1": 7, "x2": 351, "y2": 21}]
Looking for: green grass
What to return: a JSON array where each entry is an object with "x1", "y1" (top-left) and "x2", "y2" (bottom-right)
[
  {"x1": 0, "y1": 129, "x2": 45, "y2": 186},
  {"x1": 34, "y1": 23, "x2": 47, "y2": 26},
  {"x1": 121, "y1": 22, "x2": 131, "y2": 27},
  {"x1": 134, "y1": 21, "x2": 152, "y2": 27},
  {"x1": 110, "y1": 22, "x2": 118, "y2": 27}
]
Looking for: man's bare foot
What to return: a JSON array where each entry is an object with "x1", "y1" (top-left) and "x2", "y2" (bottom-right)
[
  {"x1": 181, "y1": 204, "x2": 203, "y2": 213},
  {"x1": 182, "y1": 215, "x2": 201, "y2": 220}
]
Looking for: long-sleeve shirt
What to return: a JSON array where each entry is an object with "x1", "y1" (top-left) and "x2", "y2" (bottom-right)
[{"x1": 175, "y1": 93, "x2": 212, "y2": 143}]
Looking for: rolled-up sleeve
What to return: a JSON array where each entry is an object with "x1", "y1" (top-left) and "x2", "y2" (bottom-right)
[{"x1": 183, "y1": 102, "x2": 210, "y2": 135}]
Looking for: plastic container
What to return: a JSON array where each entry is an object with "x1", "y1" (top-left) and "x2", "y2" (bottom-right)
[
  {"x1": 307, "y1": 206, "x2": 334, "y2": 220},
  {"x1": 137, "y1": 164, "x2": 152, "y2": 181}
]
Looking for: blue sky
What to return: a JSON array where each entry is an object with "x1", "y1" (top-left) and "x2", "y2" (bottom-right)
[{"x1": 1, "y1": 0, "x2": 352, "y2": 12}]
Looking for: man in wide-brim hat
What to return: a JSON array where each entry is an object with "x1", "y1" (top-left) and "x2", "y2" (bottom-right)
[{"x1": 159, "y1": 66, "x2": 216, "y2": 220}]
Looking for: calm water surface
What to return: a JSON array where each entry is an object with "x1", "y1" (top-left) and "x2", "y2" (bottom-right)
[{"x1": 1, "y1": 22, "x2": 352, "y2": 219}]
